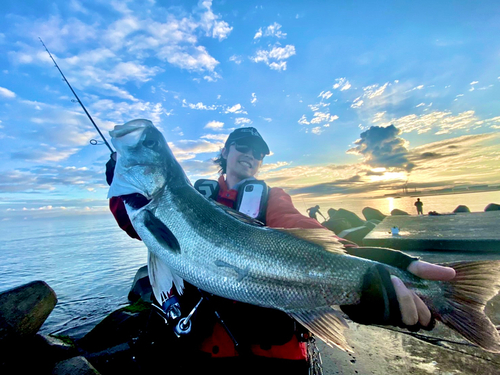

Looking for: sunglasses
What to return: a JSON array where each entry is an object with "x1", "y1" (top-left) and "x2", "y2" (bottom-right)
[{"x1": 231, "y1": 142, "x2": 266, "y2": 160}]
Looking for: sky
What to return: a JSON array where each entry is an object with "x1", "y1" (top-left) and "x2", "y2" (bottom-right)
[{"x1": 1, "y1": 0, "x2": 500, "y2": 219}]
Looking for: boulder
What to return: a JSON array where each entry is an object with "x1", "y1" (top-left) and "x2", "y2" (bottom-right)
[
  {"x1": 326, "y1": 208, "x2": 337, "y2": 218},
  {"x1": 485, "y1": 203, "x2": 500, "y2": 212},
  {"x1": 453, "y1": 205, "x2": 470, "y2": 213},
  {"x1": 362, "y1": 207, "x2": 386, "y2": 222},
  {"x1": 391, "y1": 209, "x2": 409, "y2": 216},
  {"x1": 331, "y1": 208, "x2": 366, "y2": 228},
  {"x1": 0, "y1": 280, "x2": 57, "y2": 342},
  {"x1": 128, "y1": 265, "x2": 152, "y2": 303},
  {"x1": 52, "y1": 356, "x2": 100, "y2": 375},
  {"x1": 321, "y1": 217, "x2": 352, "y2": 235},
  {"x1": 338, "y1": 225, "x2": 374, "y2": 246}
]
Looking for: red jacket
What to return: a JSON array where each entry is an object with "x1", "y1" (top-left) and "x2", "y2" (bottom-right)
[{"x1": 109, "y1": 175, "x2": 343, "y2": 360}]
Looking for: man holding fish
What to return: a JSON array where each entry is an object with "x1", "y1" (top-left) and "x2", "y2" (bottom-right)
[{"x1": 106, "y1": 120, "x2": 499, "y2": 374}]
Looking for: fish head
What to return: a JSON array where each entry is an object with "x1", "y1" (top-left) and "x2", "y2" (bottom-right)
[{"x1": 107, "y1": 119, "x2": 173, "y2": 204}]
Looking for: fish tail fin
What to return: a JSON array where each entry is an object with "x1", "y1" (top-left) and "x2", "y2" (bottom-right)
[{"x1": 431, "y1": 260, "x2": 500, "y2": 353}]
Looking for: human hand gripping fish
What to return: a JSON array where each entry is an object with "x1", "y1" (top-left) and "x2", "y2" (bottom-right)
[{"x1": 108, "y1": 119, "x2": 500, "y2": 353}]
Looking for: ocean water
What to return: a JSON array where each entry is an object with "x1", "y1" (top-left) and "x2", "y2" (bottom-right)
[
  {"x1": 0, "y1": 190, "x2": 499, "y2": 338},
  {"x1": 0, "y1": 213, "x2": 148, "y2": 337}
]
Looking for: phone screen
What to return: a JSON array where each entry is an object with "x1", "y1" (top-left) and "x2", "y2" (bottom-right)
[{"x1": 238, "y1": 184, "x2": 264, "y2": 218}]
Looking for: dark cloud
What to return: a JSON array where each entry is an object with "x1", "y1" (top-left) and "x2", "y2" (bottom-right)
[{"x1": 348, "y1": 125, "x2": 414, "y2": 172}]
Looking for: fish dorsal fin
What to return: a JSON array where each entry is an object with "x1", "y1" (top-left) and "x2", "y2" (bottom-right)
[
  {"x1": 289, "y1": 307, "x2": 353, "y2": 352},
  {"x1": 212, "y1": 200, "x2": 266, "y2": 227},
  {"x1": 275, "y1": 228, "x2": 347, "y2": 255}
]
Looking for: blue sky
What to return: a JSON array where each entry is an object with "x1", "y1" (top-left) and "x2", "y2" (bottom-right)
[{"x1": 1, "y1": 0, "x2": 499, "y2": 219}]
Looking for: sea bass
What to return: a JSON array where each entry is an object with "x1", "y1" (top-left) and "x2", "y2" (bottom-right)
[{"x1": 108, "y1": 119, "x2": 500, "y2": 353}]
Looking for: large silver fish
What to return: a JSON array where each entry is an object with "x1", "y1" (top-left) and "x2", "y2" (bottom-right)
[{"x1": 108, "y1": 119, "x2": 500, "y2": 353}]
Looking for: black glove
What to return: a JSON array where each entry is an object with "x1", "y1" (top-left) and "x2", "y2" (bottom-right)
[
  {"x1": 340, "y1": 248, "x2": 435, "y2": 331},
  {"x1": 105, "y1": 152, "x2": 117, "y2": 186}
]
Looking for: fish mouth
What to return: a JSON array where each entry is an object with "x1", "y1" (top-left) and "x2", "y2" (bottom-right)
[{"x1": 121, "y1": 193, "x2": 151, "y2": 210}]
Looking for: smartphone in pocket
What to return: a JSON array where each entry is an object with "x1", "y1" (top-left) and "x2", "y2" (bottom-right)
[{"x1": 236, "y1": 181, "x2": 268, "y2": 222}]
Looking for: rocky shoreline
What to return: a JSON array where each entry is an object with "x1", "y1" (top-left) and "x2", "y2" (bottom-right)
[{"x1": 1, "y1": 203, "x2": 498, "y2": 374}]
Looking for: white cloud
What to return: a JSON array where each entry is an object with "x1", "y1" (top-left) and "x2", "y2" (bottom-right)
[
  {"x1": 311, "y1": 126, "x2": 324, "y2": 135},
  {"x1": 251, "y1": 93, "x2": 257, "y2": 104},
  {"x1": 0, "y1": 87, "x2": 16, "y2": 98},
  {"x1": 182, "y1": 99, "x2": 218, "y2": 110},
  {"x1": 229, "y1": 55, "x2": 242, "y2": 64},
  {"x1": 254, "y1": 28, "x2": 263, "y2": 39},
  {"x1": 351, "y1": 97, "x2": 364, "y2": 108},
  {"x1": 363, "y1": 82, "x2": 389, "y2": 99},
  {"x1": 234, "y1": 117, "x2": 252, "y2": 125},
  {"x1": 198, "y1": 0, "x2": 233, "y2": 41},
  {"x1": 318, "y1": 91, "x2": 333, "y2": 99},
  {"x1": 298, "y1": 114, "x2": 310, "y2": 125},
  {"x1": 224, "y1": 103, "x2": 247, "y2": 114},
  {"x1": 204, "y1": 120, "x2": 224, "y2": 130},
  {"x1": 470, "y1": 81, "x2": 479, "y2": 85},
  {"x1": 416, "y1": 103, "x2": 425, "y2": 107},
  {"x1": 251, "y1": 45, "x2": 296, "y2": 71},
  {"x1": 333, "y1": 78, "x2": 351, "y2": 91}
]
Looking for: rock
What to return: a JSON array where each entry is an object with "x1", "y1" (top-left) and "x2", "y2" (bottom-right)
[
  {"x1": 362, "y1": 207, "x2": 386, "y2": 222},
  {"x1": 0, "y1": 280, "x2": 57, "y2": 342},
  {"x1": 485, "y1": 203, "x2": 500, "y2": 211},
  {"x1": 391, "y1": 209, "x2": 409, "y2": 216},
  {"x1": 363, "y1": 221, "x2": 377, "y2": 231},
  {"x1": 338, "y1": 225, "x2": 374, "y2": 245},
  {"x1": 453, "y1": 205, "x2": 470, "y2": 213},
  {"x1": 128, "y1": 265, "x2": 152, "y2": 303},
  {"x1": 321, "y1": 217, "x2": 352, "y2": 235},
  {"x1": 77, "y1": 301, "x2": 150, "y2": 353},
  {"x1": 326, "y1": 208, "x2": 337, "y2": 218},
  {"x1": 52, "y1": 356, "x2": 100, "y2": 375},
  {"x1": 331, "y1": 208, "x2": 366, "y2": 228}
]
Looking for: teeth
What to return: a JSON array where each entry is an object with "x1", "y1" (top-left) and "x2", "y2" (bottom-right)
[{"x1": 240, "y1": 161, "x2": 252, "y2": 168}]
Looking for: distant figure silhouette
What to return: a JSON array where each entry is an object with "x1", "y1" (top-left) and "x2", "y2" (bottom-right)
[
  {"x1": 306, "y1": 205, "x2": 325, "y2": 221},
  {"x1": 414, "y1": 198, "x2": 424, "y2": 215}
]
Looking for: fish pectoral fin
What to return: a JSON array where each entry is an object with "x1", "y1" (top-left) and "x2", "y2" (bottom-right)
[
  {"x1": 214, "y1": 260, "x2": 250, "y2": 282},
  {"x1": 144, "y1": 211, "x2": 181, "y2": 254},
  {"x1": 275, "y1": 228, "x2": 347, "y2": 255},
  {"x1": 289, "y1": 307, "x2": 353, "y2": 353}
]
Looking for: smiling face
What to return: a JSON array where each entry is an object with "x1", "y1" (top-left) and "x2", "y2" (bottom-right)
[{"x1": 222, "y1": 143, "x2": 263, "y2": 187}]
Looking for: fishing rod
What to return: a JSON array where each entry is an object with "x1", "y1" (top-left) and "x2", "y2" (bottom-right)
[{"x1": 39, "y1": 37, "x2": 114, "y2": 153}]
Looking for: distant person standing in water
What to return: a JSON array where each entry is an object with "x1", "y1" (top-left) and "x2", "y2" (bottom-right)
[
  {"x1": 415, "y1": 198, "x2": 424, "y2": 215},
  {"x1": 306, "y1": 205, "x2": 325, "y2": 221}
]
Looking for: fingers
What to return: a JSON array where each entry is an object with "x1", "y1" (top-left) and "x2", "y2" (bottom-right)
[
  {"x1": 391, "y1": 276, "x2": 418, "y2": 326},
  {"x1": 412, "y1": 291, "x2": 432, "y2": 327},
  {"x1": 408, "y1": 260, "x2": 456, "y2": 281}
]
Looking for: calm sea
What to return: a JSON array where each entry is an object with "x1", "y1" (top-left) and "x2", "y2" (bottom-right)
[{"x1": 0, "y1": 190, "x2": 499, "y2": 338}]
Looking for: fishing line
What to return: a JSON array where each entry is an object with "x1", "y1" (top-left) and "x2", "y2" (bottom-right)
[{"x1": 39, "y1": 37, "x2": 114, "y2": 153}]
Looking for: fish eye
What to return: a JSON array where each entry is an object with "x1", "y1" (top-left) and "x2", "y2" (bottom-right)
[{"x1": 143, "y1": 139, "x2": 157, "y2": 148}]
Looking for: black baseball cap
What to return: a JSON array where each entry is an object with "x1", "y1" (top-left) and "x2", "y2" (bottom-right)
[{"x1": 225, "y1": 127, "x2": 270, "y2": 155}]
